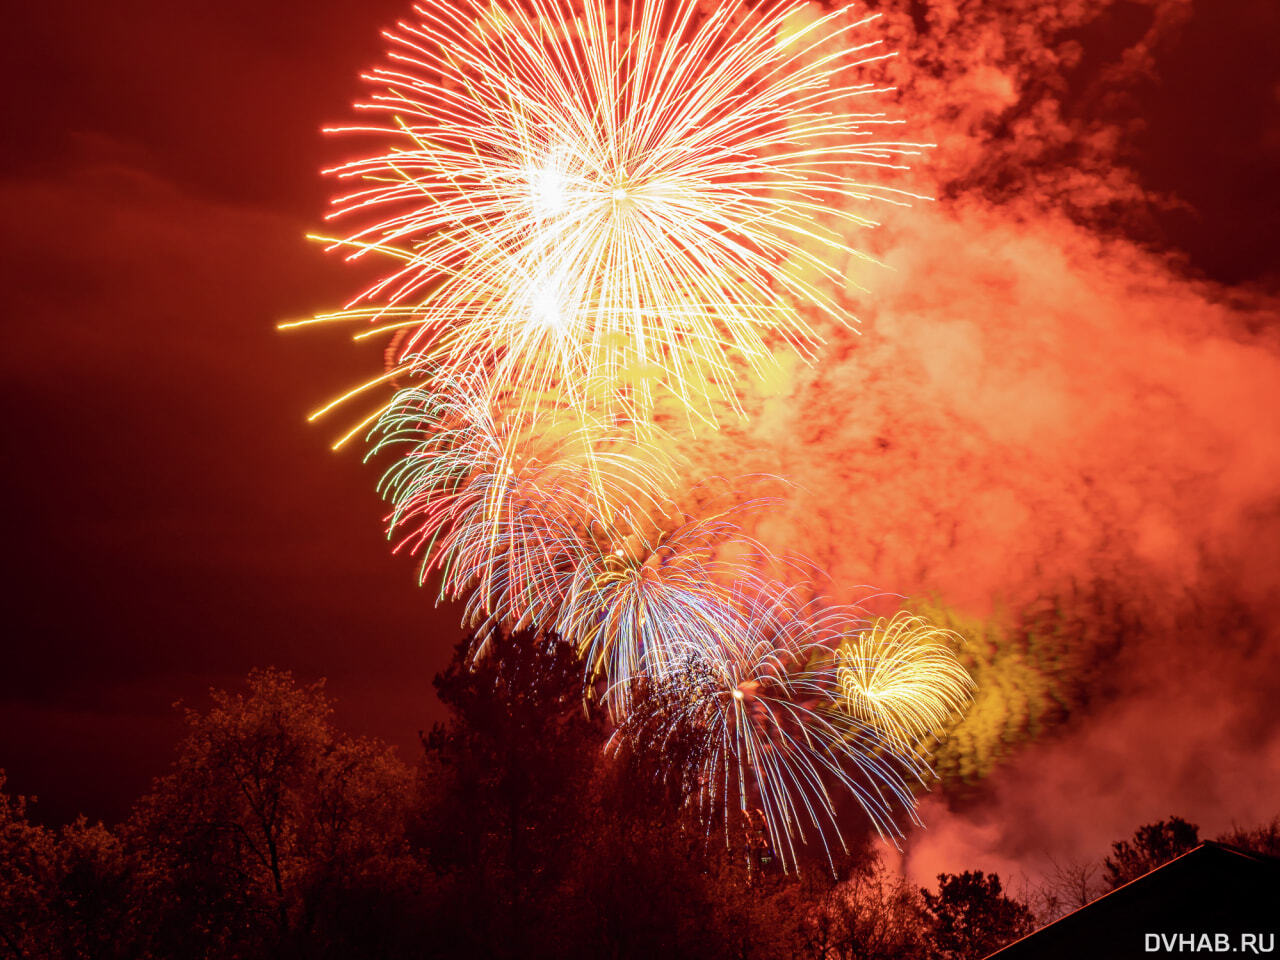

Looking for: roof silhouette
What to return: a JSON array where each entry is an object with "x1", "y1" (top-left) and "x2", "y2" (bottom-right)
[{"x1": 985, "y1": 842, "x2": 1280, "y2": 959}]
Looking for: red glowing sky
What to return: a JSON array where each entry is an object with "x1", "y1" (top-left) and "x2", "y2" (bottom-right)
[{"x1": 0, "y1": 0, "x2": 1276, "y2": 882}]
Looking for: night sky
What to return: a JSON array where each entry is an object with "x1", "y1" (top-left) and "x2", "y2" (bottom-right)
[
  {"x1": 1, "y1": 0, "x2": 466, "y2": 826},
  {"x1": 2, "y1": 0, "x2": 1277, "y2": 883}
]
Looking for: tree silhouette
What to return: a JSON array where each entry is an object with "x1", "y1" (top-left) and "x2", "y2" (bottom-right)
[
  {"x1": 1034, "y1": 857, "x2": 1104, "y2": 921},
  {"x1": 0, "y1": 775, "x2": 131, "y2": 960},
  {"x1": 920, "y1": 871, "x2": 1036, "y2": 960},
  {"x1": 127, "y1": 667, "x2": 418, "y2": 959},
  {"x1": 20, "y1": 652, "x2": 1271, "y2": 960},
  {"x1": 418, "y1": 629, "x2": 605, "y2": 959},
  {"x1": 1102, "y1": 816, "x2": 1200, "y2": 889},
  {"x1": 420, "y1": 630, "x2": 844, "y2": 960},
  {"x1": 793, "y1": 858, "x2": 928, "y2": 960},
  {"x1": 1218, "y1": 816, "x2": 1280, "y2": 858},
  {"x1": 0, "y1": 773, "x2": 55, "y2": 960}
]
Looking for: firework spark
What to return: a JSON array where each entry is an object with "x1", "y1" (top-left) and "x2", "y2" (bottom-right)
[
  {"x1": 614, "y1": 596, "x2": 937, "y2": 870},
  {"x1": 298, "y1": 0, "x2": 927, "y2": 433},
  {"x1": 370, "y1": 376, "x2": 676, "y2": 626},
  {"x1": 299, "y1": 0, "x2": 968, "y2": 871},
  {"x1": 835, "y1": 612, "x2": 976, "y2": 754},
  {"x1": 557, "y1": 505, "x2": 790, "y2": 713}
]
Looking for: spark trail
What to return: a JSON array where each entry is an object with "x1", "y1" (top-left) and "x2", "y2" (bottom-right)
[{"x1": 294, "y1": 0, "x2": 970, "y2": 870}]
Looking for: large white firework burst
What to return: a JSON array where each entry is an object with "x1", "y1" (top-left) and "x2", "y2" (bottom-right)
[{"x1": 309, "y1": 0, "x2": 926, "y2": 432}]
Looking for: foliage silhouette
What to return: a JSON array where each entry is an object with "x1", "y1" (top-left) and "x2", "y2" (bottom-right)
[
  {"x1": 920, "y1": 870, "x2": 1036, "y2": 960},
  {"x1": 1102, "y1": 815, "x2": 1200, "y2": 889},
  {"x1": 8, "y1": 640, "x2": 1271, "y2": 959}
]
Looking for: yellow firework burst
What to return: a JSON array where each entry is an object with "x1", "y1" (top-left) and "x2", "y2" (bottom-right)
[{"x1": 835, "y1": 612, "x2": 975, "y2": 753}]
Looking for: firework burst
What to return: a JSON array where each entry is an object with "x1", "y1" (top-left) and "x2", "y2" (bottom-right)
[
  {"x1": 557, "y1": 505, "x2": 789, "y2": 713},
  {"x1": 370, "y1": 376, "x2": 676, "y2": 626},
  {"x1": 614, "y1": 595, "x2": 937, "y2": 870},
  {"x1": 298, "y1": 0, "x2": 971, "y2": 872},
  {"x1": 297, "y1": 0, "x2": 928, "y2": 434},
  {"x1": 835, "y1": 612, "x2": 976, "y2": 754}
]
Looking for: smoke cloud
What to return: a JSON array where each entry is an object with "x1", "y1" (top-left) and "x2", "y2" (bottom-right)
[{"x1": 692, "y1": 0, "x2": 1280, "y2": 877}]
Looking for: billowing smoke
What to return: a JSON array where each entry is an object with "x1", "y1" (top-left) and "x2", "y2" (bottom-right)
[{"x1": 686, "y1": 0, "x2": 1280, "y2": 877}]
